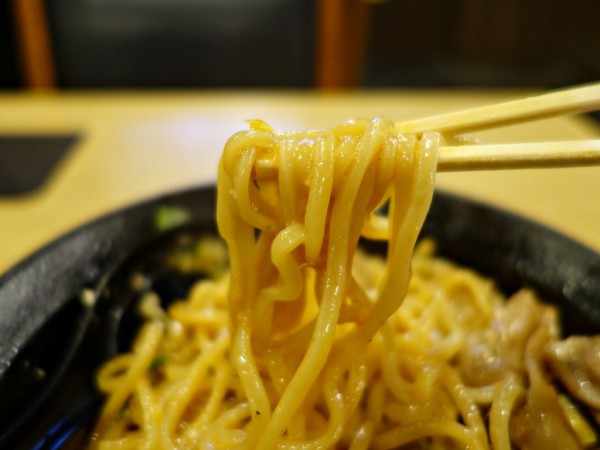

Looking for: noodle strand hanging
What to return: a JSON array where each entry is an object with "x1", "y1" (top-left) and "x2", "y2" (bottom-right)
[{"x1": 91, "y1": 117, "x2": 599, "y2": 450}]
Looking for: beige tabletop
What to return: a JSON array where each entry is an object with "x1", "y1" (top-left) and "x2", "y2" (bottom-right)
[{"x1": 0, "y1": 89, "x2": 599, "y2": 275}]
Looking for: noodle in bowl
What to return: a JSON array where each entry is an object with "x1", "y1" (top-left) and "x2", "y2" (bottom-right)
[{"x1": 89, "y1": 118, "x2": 600, "y2": 450}]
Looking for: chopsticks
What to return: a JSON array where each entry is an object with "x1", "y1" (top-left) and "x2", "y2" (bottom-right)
[
  {"x1": 438, "y1": 140, "x2": 600, "y2": 171},
  {"x1": 252, "y1": 82, "x2": 600, "y2": 176},
  {"x1": 395, "y1": 82, "x2": 600, "y2": 135},
  {"x1": 401, "y1": 81, "x2": 600, "y2": 171},
  {"x1": 253, "y1": 140, "x2": 600, "y2": 178}
]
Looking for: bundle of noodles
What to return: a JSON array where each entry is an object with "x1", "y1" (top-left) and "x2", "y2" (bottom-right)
[
  {"x1": 216, "y1": 117, "x2": 439, "y2": 448},
  {"x1": 90, "y1": 117, "x2": 599, "y2": 450}
]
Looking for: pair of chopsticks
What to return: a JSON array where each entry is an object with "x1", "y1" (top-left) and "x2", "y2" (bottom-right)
[
  {"x1": 255, "y1": 82, "x2": 600, "y2": 174},
  {"x1": 404, "y1": 83, "x2": 600, "y2": 171},
  {"x1": 397, "y1": 81, "x2": 600, "y2": 171}
]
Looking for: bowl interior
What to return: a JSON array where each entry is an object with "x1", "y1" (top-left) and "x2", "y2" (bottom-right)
[{"x1": 1, "y1": 186, "x2": 600, "y2": 448}]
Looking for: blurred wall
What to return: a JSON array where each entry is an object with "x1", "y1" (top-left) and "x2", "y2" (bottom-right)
[
  {"x1": 4, "y1": 0, "x2": 600, "y2": 89},
  {"x1": 45, "y1": 0, "x2": 315, "y2": 88},
  {"x1": 363, "y1": 0, "x2": 600, "y2": 87}
]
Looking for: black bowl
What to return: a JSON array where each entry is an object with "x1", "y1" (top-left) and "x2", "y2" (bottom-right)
[{"x1": 1, "y1": 185, "x2": 600, "y2": 448}]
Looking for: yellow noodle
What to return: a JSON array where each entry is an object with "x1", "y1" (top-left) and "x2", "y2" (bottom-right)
[
  {"x1": 162, "y1": 329, "x2": 230, "y2": 442},
  {"x1": 304, "y1": 135, "x2": 334, "y2": 263},
  {"x1": 371, "y1": 421, "x2": 477, "y2": 450},
  {"x1": 489, "y1": 375, "x2": 524, "y2": 450},
  {"x1": 348, "y1": 421, "x2": 373, "y2": 450},
  {"x1": 136, "y1": 378, "x2": 161, "y2": 449},
  {"x1": 187, "y1": 360, "x2": 232, "y2": 431},
  {"x1": 91, "y1": 116, "x2": 593, "y2": 449},
  {"x1": 94, "y1": 322, "x2": 164, "y2": 441}
]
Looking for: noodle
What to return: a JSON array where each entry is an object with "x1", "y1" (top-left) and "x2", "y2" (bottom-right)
[{"x1": 90, "y1": 118, "x2": 598, "y2": 449}]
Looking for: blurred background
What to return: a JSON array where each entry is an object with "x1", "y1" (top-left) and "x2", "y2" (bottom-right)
[
  {"x1": 3, "y1": 0, "x2": 600, "y2": 91},
  {"x1": 2, "y1": 0, "x2": 600, "y2": 275}
]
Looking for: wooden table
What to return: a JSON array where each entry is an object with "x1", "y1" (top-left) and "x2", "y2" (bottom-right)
[{"x1": 1, "y1": 89, "x2": 599, "y2": 274}]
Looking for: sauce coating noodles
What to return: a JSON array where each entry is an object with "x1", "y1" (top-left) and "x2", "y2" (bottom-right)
[{"x1": 91, "y1": 118, "x2": 598, "y2": 449}]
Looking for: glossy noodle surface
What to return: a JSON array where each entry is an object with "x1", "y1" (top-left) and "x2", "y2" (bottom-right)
[{"x1": 90, "y1": 118, "x2": 599, "y2": 449}]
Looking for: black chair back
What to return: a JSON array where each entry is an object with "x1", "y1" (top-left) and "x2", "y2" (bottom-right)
[{"x1": 46, "y1": 0, "x2": 316, "y2": 88}]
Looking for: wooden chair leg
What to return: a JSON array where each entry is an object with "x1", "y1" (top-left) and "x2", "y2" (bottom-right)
[
  {"x1": 316, "y1": 0, "x2": 368, "y2": 88},
  {"x1": 13, "y1": 0, "x2": 56, "y2": 90}
]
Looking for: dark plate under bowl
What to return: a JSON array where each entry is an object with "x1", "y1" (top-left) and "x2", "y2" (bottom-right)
[{"x1": 1, "y1": 185, "x2": 600, "y2": 449}]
